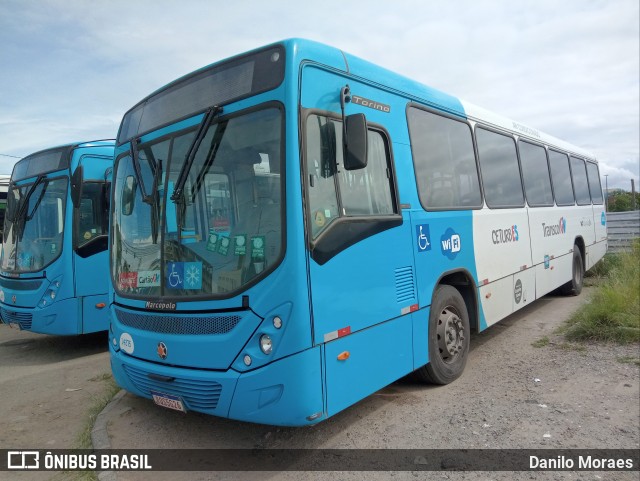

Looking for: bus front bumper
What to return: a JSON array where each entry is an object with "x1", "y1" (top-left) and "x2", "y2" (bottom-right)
[
  {"x1": 0, "y1": 297, "x2": 81, "y2": 335},
  {"x1": 110, "y1": 344, "x2": 325, "y2": 426}
]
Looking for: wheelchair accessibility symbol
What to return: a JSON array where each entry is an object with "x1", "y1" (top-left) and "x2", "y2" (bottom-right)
[{"x1": 416, "y1": 224, "x2": 431, "y2": 252}]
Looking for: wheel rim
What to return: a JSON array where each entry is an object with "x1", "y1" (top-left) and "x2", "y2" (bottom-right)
[{"x1": 436, "y1": 305, "x2": 465, "y2": 363}]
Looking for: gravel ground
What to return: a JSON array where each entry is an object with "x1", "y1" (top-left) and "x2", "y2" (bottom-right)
[{"x1": 100, "y1": 287, "x2": 639, "y2": 481}]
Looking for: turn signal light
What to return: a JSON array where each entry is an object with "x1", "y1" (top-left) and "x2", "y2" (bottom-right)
[{"x1": 337, "y1": 351, "x2": 350, "y2": 361}]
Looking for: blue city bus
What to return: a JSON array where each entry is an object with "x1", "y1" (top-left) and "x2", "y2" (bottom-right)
[
  {"x1": 109, "y1": 39, "x2": 606, "y2": 426},
  {"x1": 0, "y1": 141, "x2": 115, "y2": 335},
  {"x1": 0, "y1": 174, "x2": 10, "y2": 238}
]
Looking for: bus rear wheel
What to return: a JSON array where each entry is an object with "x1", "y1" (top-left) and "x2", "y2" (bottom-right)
[
  {"x1": 561, "y1": 245, "x2": 584, "y2": 296},
  {"x1": 415, "y1": 285, "x2": 470, "y2": 385}
]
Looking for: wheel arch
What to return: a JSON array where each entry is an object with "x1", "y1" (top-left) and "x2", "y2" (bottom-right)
[{"x1": 434, "y1": 268, "x2": 478, "y2": 332}]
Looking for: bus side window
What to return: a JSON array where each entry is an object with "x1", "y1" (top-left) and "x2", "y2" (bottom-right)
[
  {"x1": 306, "y1": 114, "x2": 397, "y2": 239},
  {"x1": 548, "y1": 150, "x2": 575, "y2": 206},
  {"x1": 586, "y1": 162, "x2": 603, "y2": 205},
  {"x1": 306, "y1": 115, "x2": 339, "y2": 238},
  {"x1": 476, "y1": 127, "x2": 524, "y2": 208},
  {"x1": 339, "y1": 130, "x2": 394, "y2": 216},
  {"x1": 519, "y1": 140, "x2": 554, "y2": 207},
  {"x1": 407, "y1": 107, "x2": 482, "y2": 210}
]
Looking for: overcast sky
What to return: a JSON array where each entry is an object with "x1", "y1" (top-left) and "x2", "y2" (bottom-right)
[{"x1": 0, "y1": 0, "x2": 638, "y2": 190}]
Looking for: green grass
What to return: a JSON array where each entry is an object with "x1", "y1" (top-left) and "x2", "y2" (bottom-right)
[
  {"x1": 562, "y1": 241, "x2": 640, "y2": 343},
  {"x1": 74, "y1": 375, "x2": 120, "y2": 450},
  {"x1": 617, "y1": 356, "x2": 640, "y2": 367},
  {"x1": 532, "y1": 336, "x2": 550, "y2": 348},
  {"x1": 52, "y1": 374, "x2": 120, "y2": 481}
]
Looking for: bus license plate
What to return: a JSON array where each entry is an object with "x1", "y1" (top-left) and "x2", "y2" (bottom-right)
[{"x1": 150, "y1": 391, "x2": 186, "y2": 413}]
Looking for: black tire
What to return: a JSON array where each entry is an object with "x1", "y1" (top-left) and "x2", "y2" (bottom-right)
[
  {"x1": 415, "y1": 285, "x2": 470, "y2": 385},
  {"x1": 561, "y1": 246, "x2": 584, "y2": 296}
]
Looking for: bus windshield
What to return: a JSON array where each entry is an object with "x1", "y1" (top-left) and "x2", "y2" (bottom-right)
[
  {"x1": 112, "y1": 105, "x2": 283, "y2": 299},
  {"x1": 2, "y1": 177, "x2": 68, "y2": 273}
]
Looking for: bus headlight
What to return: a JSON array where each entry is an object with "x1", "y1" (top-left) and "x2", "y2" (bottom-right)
[
  {"x1": 259, "y1": 334, "x2": 273, "y2": 355},
  {"x1": 38, "y1": 276, "x2": 62, "y2": 308}
]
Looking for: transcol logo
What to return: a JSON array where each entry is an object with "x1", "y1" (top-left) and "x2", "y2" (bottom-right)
[
  {"x1": 441, "y1": 227, "x2": 461, "y2": 260},
  {"x1": 542, "y1": 217, "x2": 567, "y2": 237},
  {"x1": 492, "y1": 225, "x2": 519, "y2": 244}
]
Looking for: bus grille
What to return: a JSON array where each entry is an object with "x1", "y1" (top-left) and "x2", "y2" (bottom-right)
[
  {"x1": 394, "y1": 266, "x2": 416, "y2": 303},
  {"x1": 123, "y1": 364, "x2": 223, "y2": 410},
  {"x1": 0, "y1": 309, "x2": 33, "y2": 330},
  {"x1": 0, "y1": 278, "x2": 43, "y2": 291},
  {"x1": 115, "y1": 309, "x2": 241, "y2": 335}
]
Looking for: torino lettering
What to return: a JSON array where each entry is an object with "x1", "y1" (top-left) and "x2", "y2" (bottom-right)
[{"x1": 542, "y1": 217, "x2": 567, "y2": 237}]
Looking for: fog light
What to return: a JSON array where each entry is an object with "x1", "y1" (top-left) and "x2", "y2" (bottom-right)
[
  {"x1": 273, "y1": 316, "x2": 282, "y2": 329},
  {"x1": 243, "y1": 355, "x2": 252, "y2": 366},
  {"x1": 259, "y1": 334, "x2": 273, "y2": 355}
]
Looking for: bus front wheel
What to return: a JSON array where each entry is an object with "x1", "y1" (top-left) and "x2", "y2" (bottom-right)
[
  {"x1": 415, "y1": 285, "x2": 470, "y2": 385},
  {"x1": 561, "y1": 246, "x2": 584, "y2": 296}
]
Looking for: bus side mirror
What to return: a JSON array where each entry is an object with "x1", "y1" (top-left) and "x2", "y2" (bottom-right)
[
  {"x1": 71, "y1": 166, "x2": 83, "y2": 208},
  {"x1": 344, "y1": 113, "x2": 368, "y2": 170}
]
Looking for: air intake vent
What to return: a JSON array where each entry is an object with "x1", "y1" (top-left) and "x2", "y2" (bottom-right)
[
  {"x1": 115, "y1": 309, "x2": 241, "y2": 335},
  {"x1": 395, "y1": 266, "x2": 416, "y2": 303},
  {"x1": 1, "y1": 309, "x2": 33, "y2": 330},
  {"x1": 123, "y1": 365, "x2": 222, "y2": 410}
]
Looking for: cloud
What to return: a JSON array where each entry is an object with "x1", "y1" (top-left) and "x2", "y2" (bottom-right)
[{"x1": 1, "y1": 0, "x2": 638, "y2": 189}]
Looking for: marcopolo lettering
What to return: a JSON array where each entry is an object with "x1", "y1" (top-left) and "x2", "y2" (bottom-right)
[
  {"x1": 145, "y1": 301, "x2": 177, "y2": 311},
  {"x1": 542, "y1": 217, "x2": 567, "y2": 237},
  {"x1": 351, "y1": 95, "x2": 391, "y2": 113}
]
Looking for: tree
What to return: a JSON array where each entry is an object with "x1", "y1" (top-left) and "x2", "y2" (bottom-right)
[{"x1": 607, "y1": 190, "x2": 640, "y2": 212}]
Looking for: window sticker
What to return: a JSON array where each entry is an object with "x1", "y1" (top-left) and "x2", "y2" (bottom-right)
[
  {"x1": 138, "y1": 270, "x2": 161, "y2": 287},
  {"x1": 212, "y1": 216, "x2": 230, "y2": 234},
  {"x1": 167, "y1": 262, "x2": 202, "y2": 290},
  {"x1": 234, "y1": 234, "x2": 247, "y2": 256},
  {"x1": 84, "y1": 231, "x2": 92, "y2": 240},
  {"x1": 119, "y1": 272, "x2": 138, "y2": 289},
  {"x1": 314, "y1": 210, "x2": 326, "y2": 227},
  {"x1": 206, "y1": 231, "x2": 219, "y2": 252},
  {"x1": 251, "y1": 236, "x2": 266, "y2": 259},
  {"x1": 17, "y1": 253, "x2": 32, "y2": 269},
  {"x1": 217, "y1": 236, "x2": 230, "y2": 256}
]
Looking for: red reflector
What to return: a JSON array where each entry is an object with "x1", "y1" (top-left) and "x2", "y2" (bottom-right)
[
  {"x1": 338, "y1": 326, "x2": 351, "y2": 337},
  {"x1": 482, "y1": 279, "x2": 489, "y2": 285},
  {"x1": 409, "y1": 304, "x2": 419, "y2": 312},
  {"x1": 95, "y1": 303, "x2": 106, "y2": 309}
]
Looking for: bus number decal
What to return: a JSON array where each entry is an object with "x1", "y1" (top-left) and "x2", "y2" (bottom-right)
[{"x1": 119, "y1": 332, "x2": 134, "y2": 354}]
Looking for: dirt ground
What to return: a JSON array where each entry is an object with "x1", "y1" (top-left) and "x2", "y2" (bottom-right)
[
  {"x1": 100, "y1": 287, "x2": 639, "y2": 481},
  {"x1": 0, "y1": 287, "x2": 637, "y2": 481},
  {"x1": 0, "y1": 326, "x2": 111, "y2": 481}
]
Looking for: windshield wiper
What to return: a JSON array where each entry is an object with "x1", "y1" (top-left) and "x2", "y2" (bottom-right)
[
  {"x1": 171, "y1": 105, "x2": 222, "y2": 203},
  {"x1": 12, "y1": 176, "x2": 44, "y2": 221},
  {"x1": 26, "y1": 181, "x2": 49, "y2": 221},
  {"x1": 13, "y1": 175, "x2": 45, "y2": 242},
  {"x1": 130, "y1": 139, "x2": 163, "y2": 243},
  {"x1": 130, "y1": 138, "x2": 155, "y2": 204}
]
